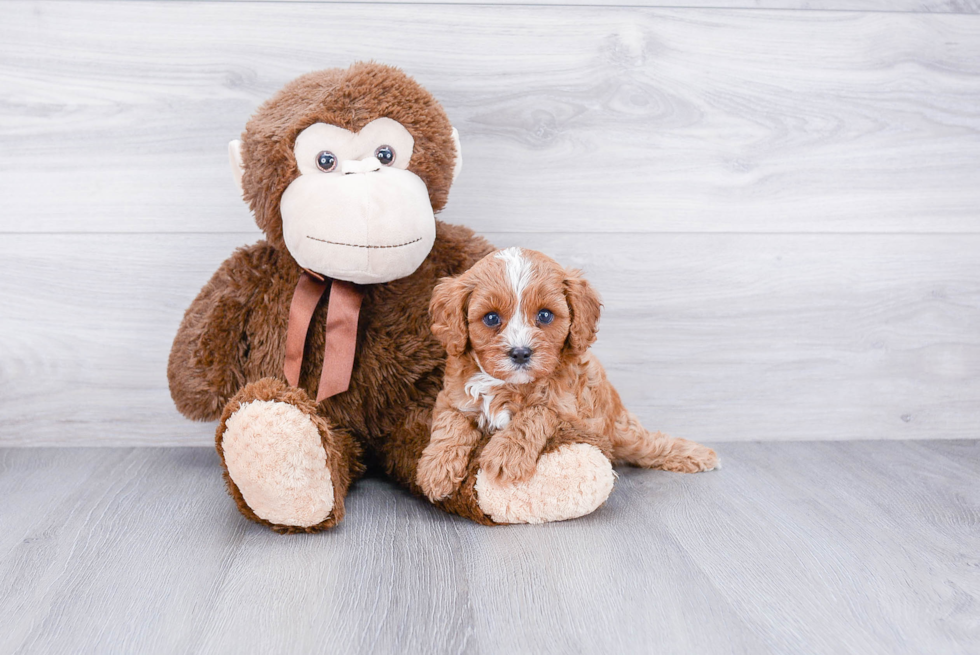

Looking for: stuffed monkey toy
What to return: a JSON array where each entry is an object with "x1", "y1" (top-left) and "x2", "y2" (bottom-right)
[{"x1": 168, "y1": 63, "x2": 630, "y2": 532}]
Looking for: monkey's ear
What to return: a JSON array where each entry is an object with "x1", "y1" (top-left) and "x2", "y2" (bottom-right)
[
  {"x1": 228, "y1": 139, "x2": 245, "y2": 197},
  {"x1": 451, "y1": 127, "x2": 463, "y2": 183},
  {"x1": 563, "y1": 269, "x2": 602, "y2": 357},
  {"x1": 430, "y1": 275, "x2": 470, "y2": 357}
]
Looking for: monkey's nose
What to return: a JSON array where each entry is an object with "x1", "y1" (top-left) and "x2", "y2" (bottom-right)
[
  {"x1": 508, "y1": 347, "x2": 533, "y2": 366},
  {"x1": 341, "y1": 158, "x2": 382, "y2": 175}
]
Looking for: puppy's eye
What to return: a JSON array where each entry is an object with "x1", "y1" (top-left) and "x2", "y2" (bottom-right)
[
  {"x1": 482, "y1": 312, "x2": 501, "y2": 328},
  {"x1": 375, "y1": 145, "x2": 395, "y2": 166},
  {"x1": 316, "y1": 151, "x2": 337, "y2": 172},
  {"x1": 536, "y1": 309, "x2": 554, "y2": 325}
]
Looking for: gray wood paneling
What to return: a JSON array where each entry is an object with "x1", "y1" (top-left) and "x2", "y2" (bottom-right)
[
  {"x1": 143, "y1": 0, "x2": 980, "y2": 12},
  {"x1": 1, "y1": 2, "x2": 978, "y2": 234},
  {"x1": 1, "y1": 231, "x2": 977, "y2": 446},
  {"x1": 1, "y1": 442, "x2": 977, "y2": 654},
  {"x1": 1, "y1": 1, "x2": 978, "y2": 446}
]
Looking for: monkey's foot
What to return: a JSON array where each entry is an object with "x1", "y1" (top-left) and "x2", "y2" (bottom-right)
[
  {"x1": 474, "y1": 443, "x2": 614, "y2": 524},
  {"x1": 216, "y1": 378, "x2": 355, "y2": 533}
]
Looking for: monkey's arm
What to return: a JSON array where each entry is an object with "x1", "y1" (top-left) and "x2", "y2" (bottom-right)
[
  {"x1": 479, "y1": 404, "x2": 558, "y2": 485},
  {"x1": 167, "y1": 242, "x2": 277, "y2": 421},
  {"x1": 416, "y1": 391, "x2": 483, "y2": 501}
]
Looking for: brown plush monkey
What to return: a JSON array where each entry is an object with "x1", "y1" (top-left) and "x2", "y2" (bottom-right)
[{"x1": 168, "y1": 63, "x2": 623, "y2": 532}]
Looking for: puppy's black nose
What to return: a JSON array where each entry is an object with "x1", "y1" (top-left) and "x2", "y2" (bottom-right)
[{"x1": 509, "y1": 347, "x2": 533, "y2": 365}]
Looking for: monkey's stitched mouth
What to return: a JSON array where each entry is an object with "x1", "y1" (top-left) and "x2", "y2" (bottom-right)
[{"x1": 305, "y1": 236, "x2": 423, "y2": 249}]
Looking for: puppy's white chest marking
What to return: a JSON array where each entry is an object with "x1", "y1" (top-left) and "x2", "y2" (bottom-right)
[{"x1": 463, "y1": 372, "x2": 511, "y2": 433}]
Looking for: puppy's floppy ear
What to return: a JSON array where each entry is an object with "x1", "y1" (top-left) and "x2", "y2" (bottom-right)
[
  {"x1": 430, "y1": 275, "x2": 471, "y2": 357},
  {"x1": 563, "y1": 268, "x2": 602, "y2": 356}
]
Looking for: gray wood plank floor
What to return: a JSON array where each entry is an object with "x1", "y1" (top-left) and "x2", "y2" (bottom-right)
[{"x1": 1, "y1": 441, "x2": 976, "y2": 654}]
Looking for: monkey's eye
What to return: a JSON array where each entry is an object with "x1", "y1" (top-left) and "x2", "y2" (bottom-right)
[
  {"x1": 482, "y1": 312, "x2": 501, "y2": 328},
  {"x1": 536, "y1": 309, "x2": 554, "y2": 325},
  {"x1": 375, "y1": 145, "x2": 395, "y2": 166},
  {"x1": 315, "y1": 151, "x2": 337, "y2": 173}
]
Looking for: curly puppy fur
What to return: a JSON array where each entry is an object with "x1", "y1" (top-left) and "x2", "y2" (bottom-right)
[
  {"x1": 169, "y1": 63, "x2": 713, "y2": 531},
  {"x1": 417, "y1": 248, "x2": 718, "y2": 502}
]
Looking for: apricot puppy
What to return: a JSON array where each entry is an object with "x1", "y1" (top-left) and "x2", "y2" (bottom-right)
[{"x1": 417, "y1": 247, "x2": 718, "y2": 502}]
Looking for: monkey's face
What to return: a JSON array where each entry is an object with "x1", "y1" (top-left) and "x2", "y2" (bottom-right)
[
  {"x1": 234, "y1": 64, "x2": 461, "y2": 282},
  {"x1": 278, "y1": 118, "x2": 437, "y2": 285}
]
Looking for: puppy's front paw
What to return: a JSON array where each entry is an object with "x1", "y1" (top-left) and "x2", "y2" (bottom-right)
[
  {"x1": 479, "y1": 435, "x2": 539, "y2": 485},
  {"x1": 417, "y1": 442, "x2": 471, "y2": 501}
]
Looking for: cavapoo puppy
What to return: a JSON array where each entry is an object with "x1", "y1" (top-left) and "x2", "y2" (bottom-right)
[{"x1": 417, "y1": 247, "x2": 718, "y2": 502}]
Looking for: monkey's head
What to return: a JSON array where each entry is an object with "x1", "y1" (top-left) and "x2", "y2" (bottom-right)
[{"x1": 230, "y1": 62, "x2": 462, "y2": 285}]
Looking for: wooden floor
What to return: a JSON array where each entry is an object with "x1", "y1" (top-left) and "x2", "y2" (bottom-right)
[{"x1": 1, "y1": 441, "x2": 977, "y2": 654}]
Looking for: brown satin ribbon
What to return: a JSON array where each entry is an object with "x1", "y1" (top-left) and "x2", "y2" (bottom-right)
[{"x1": 284, "y1": 270, "x2": 364, "y2": 402}]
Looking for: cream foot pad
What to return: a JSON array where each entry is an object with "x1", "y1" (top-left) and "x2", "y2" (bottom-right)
[
  {"x1": 222, "y1": 399, "x2": 334, "y2": 527},
  {"x1": 475, "y1": 443, "x2": 614, "y2": 524}
]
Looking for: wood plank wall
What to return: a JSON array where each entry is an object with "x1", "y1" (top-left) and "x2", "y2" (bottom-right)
[{"x1": 1, "y1": 1, "x2": 978, "y2": 445}]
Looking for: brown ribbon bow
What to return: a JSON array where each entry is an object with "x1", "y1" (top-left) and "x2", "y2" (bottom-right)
[{"x1": 284, "y1": 270, "x2": 364, "y2": 402}]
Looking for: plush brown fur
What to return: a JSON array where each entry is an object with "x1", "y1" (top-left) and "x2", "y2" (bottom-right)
[
  {"x1": 168, "y1": 63, "x2": 499, "y2": 530},
  {"x1": 168, "y1": 63, "x2": 707, "y2": 532},
  {"x1": 416, "y1": 249, "x2": 718, "y2": 501}
]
